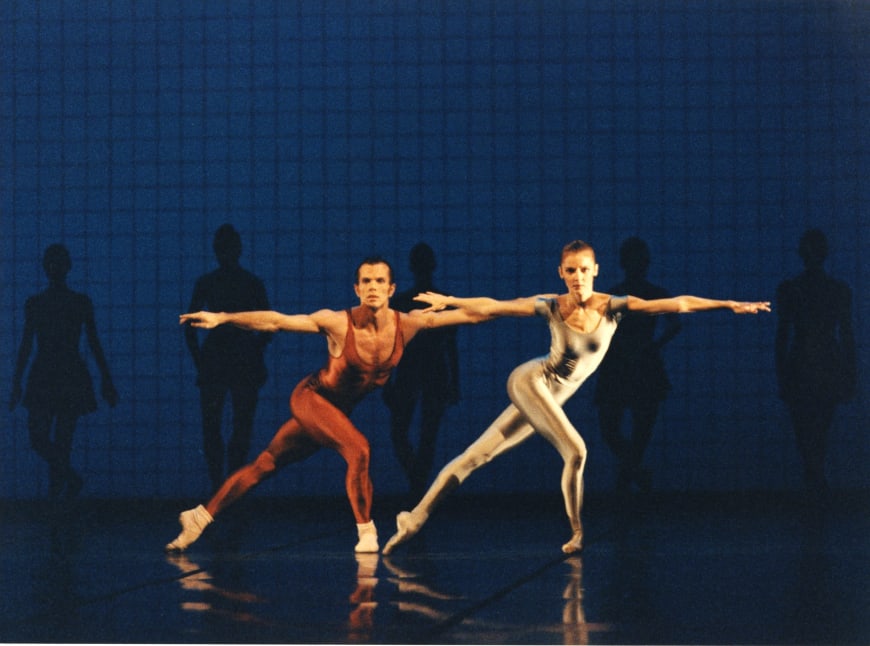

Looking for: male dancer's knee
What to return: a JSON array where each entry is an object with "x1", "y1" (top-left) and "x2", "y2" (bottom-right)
[
  {"x1": 252, "y1": 451, "x2": 277, "y2": 480},
  {"x1": 346, "y1": 442, "x2": 372, "y2": 477}
]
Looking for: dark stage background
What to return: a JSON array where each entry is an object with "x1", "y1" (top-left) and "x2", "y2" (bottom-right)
[{"x1": 2, "y1": 0, "x2": 867, "y2": 501}]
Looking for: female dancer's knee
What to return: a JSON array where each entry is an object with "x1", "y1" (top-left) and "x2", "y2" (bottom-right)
[
  {"x1": 445, "y1": 450, "x2": 489, "y2": 483},
  {"x1": 560, "y1": 442, "x2": 587, "y2": 472}
]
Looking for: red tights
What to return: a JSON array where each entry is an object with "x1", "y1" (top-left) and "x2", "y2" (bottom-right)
[{"x1": 205, "y1": 379, "x2": 374, "y2": 523}]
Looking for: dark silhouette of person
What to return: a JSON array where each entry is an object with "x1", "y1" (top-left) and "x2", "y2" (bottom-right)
[
  {"x1": 593, "y1": 237, "x2": 682, "y2": 493},
  {"x1": 9, "y1": 244, "x2": 119, "y2": 499},
  {"x1": 186, "y1": 224, "x2": 273, "y2": 491},
  {"x1": 382, "y1": 243, "x2": 460, "y2": 497},
  {"x1": 776, "y1": 228, "x2": 856, "y2": 499}
]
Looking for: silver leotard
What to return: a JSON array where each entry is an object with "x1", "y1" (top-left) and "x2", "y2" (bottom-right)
[
  {"x1": 536, "y1": 296, "x2": 625, "y2": 386},
  {"x1": 406, "y1": 296, "x2": 626, "y2": 548}
]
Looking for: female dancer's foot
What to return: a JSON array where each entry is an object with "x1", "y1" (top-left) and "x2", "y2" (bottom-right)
[
  {"x1": 561, "y1": 528, "x2": 583, "y2": 554},
  {"x1": 382, "y1": 511, "x2": 426, "y2": 554}
]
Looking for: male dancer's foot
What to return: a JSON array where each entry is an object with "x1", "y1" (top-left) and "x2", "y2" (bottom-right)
[
  {"x1": 355, "y1": 520, "x2": 379, "y2": 553},
  {"x1": 165, "y1": 505, "x2": 213, "y2": 552},
  {"x1": 561, "y1": 527, "x2": 584, "y2": 554},
  {"x1": 382, "y1": 511, "x2": 426, "y2": 554}
]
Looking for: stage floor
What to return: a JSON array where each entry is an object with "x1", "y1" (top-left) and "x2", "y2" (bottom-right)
[{"x1": 1, "y1": 490, "x2": 867, "y2": 644}]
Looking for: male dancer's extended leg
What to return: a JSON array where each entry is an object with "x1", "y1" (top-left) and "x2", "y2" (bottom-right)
[
  {"x1": 382, "y1": 402, "x2": 535, "y2": 554},
  {"x1": 207, "y1": 419, "x2": 320, "y2": 518},
  {"x1": 165, "y1": 415, "x2": 320, "y2": 552},
  {"x1": 506, "y1": 361, "x2": 586, "y2": 553}
]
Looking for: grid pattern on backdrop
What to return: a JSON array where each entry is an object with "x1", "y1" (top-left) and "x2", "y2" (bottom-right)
[{"x1": 1, "y1": 1, "x2": 868, "y2": 499}]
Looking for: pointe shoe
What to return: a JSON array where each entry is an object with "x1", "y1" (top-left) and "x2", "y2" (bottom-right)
[
  {"x1": 355, "y1": 520, "x2": 379, "y2": 553},
  {"x1": 382, "y1": 511, "x2": 424, "y2": 555},
  {"x1": 561, "y1": 528, "x2": 584, "y2": 554},
  {"x1": 165, "y1": 505, "x2": 213, "y2": 552}
]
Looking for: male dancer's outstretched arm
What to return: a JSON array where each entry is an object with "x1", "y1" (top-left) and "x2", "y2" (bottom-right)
[{"x1": 166, "y1": 257, "x2": 496, "y2": 554}]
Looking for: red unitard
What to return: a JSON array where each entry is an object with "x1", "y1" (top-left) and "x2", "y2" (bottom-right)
[{"x1": 205, "y1": 310, "x2": 405, "y2": 523}]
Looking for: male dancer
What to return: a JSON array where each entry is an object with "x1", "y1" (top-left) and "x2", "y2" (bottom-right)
[
  {"x1": 384, "y1": 240, "x2": 770, "y2": 555},
  {"x1": 166, "y1": 256, "x2": 491, "y2": 553}
]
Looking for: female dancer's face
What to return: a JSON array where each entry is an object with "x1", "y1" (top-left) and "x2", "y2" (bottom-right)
[{"x1": 558, "y1": 249, "x2": 599, "y2": 303}]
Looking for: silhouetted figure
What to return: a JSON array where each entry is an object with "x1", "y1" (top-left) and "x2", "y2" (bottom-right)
[
  {"x1": 776, "y1": 228, "x2": 856, "y2": 498},
  {"x1": 382, "y1": 243, "x2": 460, "y2": 497},
  {"x1": 9, "y1": 244, "x2": 118, "y2": 499},
  {"x1": 593, "y1": 237, "x2": 681, "y2": 493},
  {"x1": 186, "y1": 224, "x2": 273, "y2": 491}
]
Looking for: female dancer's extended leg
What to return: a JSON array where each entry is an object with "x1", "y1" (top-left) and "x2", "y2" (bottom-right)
[
  {"x1": 384, "y1": 358, "x2": 583, "y2": 554},
  {"x1": 382, "y1": 403, "x2": 535, "y2": 553}
]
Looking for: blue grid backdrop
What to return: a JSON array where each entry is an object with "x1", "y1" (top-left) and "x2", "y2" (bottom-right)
[{"x1": 2, "y1": 0, "x2": 868, "y2": 500}]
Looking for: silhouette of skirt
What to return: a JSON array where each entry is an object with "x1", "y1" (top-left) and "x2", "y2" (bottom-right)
[{"x1": 24, "y1": 355, "x2": 97, "y2": 416}]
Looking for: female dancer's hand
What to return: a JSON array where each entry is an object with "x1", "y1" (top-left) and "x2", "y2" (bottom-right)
[
  {"x1": 413, "y1": 291, "x2": 451, "y2": 312},
  {"x1": 730, "y1": 301, "x2": 771, "y2": 314}
]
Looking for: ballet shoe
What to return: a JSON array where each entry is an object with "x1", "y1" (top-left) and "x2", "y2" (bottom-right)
[
  {"x1": 382, "y1": 511, "x2": 424, "y2": 555},
  {"x1": 561, "y1": 528, "x2": 584, "y2": 554},
  {"x1": 165, "y1": 505, "x2": 213, "y2": 552},
  {"x1": 355, "y1": 520, "x2": 379, "y2": 553}
]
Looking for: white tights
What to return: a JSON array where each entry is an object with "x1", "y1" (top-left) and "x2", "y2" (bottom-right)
[{"x1": 410, "y1": 358, "x2": 587, "y2": 534}]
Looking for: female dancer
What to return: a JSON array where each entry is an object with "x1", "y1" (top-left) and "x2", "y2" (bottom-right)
[{"x1": 384, "y1": 239, "x2": 770, "y2": 554}]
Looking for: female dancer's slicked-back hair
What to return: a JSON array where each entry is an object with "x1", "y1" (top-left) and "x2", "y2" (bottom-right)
[{"x1": 561, "y1": 240, "x2": 595, "y2": 261}]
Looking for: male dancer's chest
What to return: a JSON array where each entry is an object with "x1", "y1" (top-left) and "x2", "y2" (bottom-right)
[{"x1": 351, "y1": 323, "x2": 398, "y2": 366}]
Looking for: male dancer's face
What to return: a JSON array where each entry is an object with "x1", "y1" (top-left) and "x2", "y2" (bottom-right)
[
  {"x1": 558, "y1": 249, "x2": 599, "y2": 304},
  {"x1": 354, "y1": 262, "x2": 396, "y2": 310}
]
